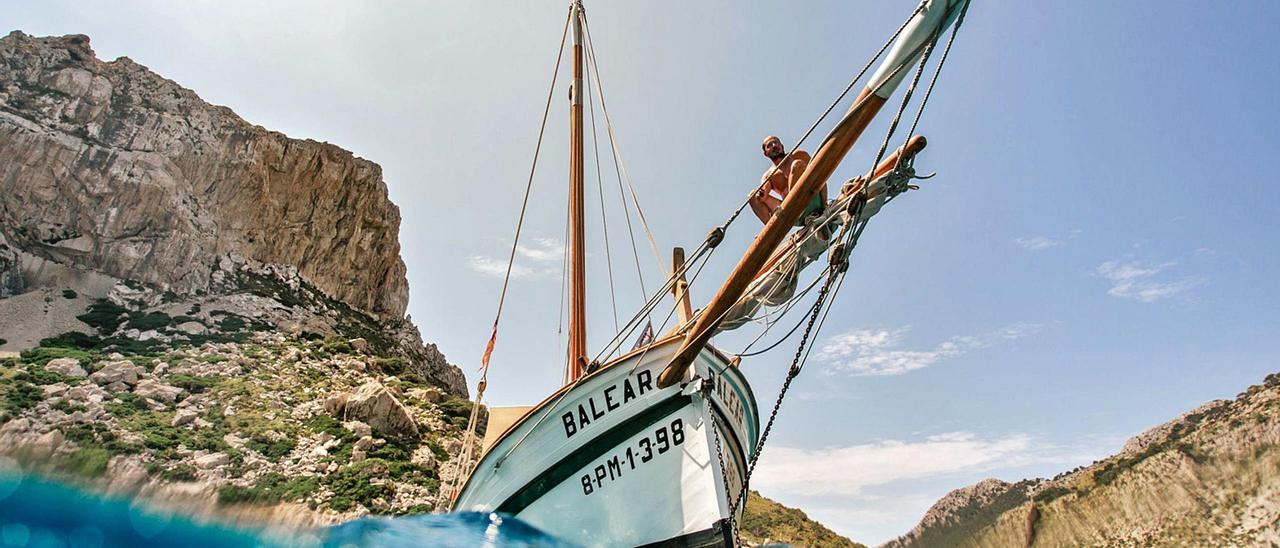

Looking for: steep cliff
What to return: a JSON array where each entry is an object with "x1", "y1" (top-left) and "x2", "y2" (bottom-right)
[
  {"x1": 0, "y1": 31, "x2": 405, "y2": 320},
  {"x1": 0, "y1": 32, "x2": 465, "y2": 395},
  {"x1": 887, "y1": 373, "x2": 1280, "y2": 547}
]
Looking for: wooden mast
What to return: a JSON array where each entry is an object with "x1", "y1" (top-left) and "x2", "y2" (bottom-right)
[
  {"x1": 566, "y1": 1, "x2": 588, "y2": 382},
  {"x1": 657, "y1": 0, "x2": 964, "y2": 388}
]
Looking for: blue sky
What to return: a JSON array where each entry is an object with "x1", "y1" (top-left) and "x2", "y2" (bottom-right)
[{"x1": 9, "y1": 1, "x2": 1280, "y2": 543}]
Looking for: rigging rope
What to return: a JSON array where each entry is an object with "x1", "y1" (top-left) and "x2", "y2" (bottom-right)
[
  {"x1": 437, "y1": 7, "x2": 573, "y2": 510},
  {"x1": 585, "y1": 50, "x2": 621, "y2": 331},
  {"x1": 581, "y1": 16, "x2": 666, "y2": 288}
]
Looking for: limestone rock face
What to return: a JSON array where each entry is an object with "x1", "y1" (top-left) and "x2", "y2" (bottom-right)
[{"x1": 0, "y1": 31, "x2": 408, "y2": 320}]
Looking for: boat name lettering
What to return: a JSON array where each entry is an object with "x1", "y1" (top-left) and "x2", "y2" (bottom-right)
[
  {"x1": 580, "y1": 418, "x2": 685, "y2": 496},
  {"x1": 561, "y1": 370, "x2": 654, "y2": 438},
  {"x1": 714, "y1": 375, "x2": 746, "y2": 433}
]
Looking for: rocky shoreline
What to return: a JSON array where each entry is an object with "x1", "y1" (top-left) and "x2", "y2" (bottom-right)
[{"x1": 0, "y1": 330, "x2": 480, "y2": 530}]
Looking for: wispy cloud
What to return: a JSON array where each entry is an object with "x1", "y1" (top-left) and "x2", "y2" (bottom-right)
[
  {"x1": 1013, "y1": 229, "x2": 1081, "y2": 251},
  {"x1": 466, "y1": 237, "x2": 564, "y2": 279},
  {"x1": 1095, "y1": 259, "x2": 1205, "y2": 303},
  {"x1": 817, "y1": 323, "x2": 1041, "y2": 376},
  {"x1": 754, "y1": 432, "x2": 1038, "y2": 497},
  {"x1": 516, "y1": 238, "x2": 565, "y2": 262},
  {"x1": 466, "y1": 256, "x2": 534, "y2": 279}
]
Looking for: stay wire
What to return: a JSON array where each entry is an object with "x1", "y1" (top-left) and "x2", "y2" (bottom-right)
[{"x1": 584, "y1": 45, "x2": 621, "y2": 331}]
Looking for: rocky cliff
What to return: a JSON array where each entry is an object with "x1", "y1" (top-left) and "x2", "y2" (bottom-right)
[
  {"x1": 0, "y1": 31, "x2": 465, "y2": 396},
  {"x1": 886, "y1": 373, "x2": 1280, "y2": 547},
  {"x1": 0, "y1": 31, "x2": 406, "y2": 320}
]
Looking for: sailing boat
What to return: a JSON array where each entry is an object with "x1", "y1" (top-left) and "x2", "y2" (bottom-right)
[{"x1": 447, "y1": 1, "x2": 971, "y2": 545}]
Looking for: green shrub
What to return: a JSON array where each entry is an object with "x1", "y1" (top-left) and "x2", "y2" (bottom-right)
[
  {"x1": 27, "y1": 366, "x2": 71, "y2": 386},
  {"x1": 77, "y1": 300, "x2": 130, "y2": 335},
  {"x1": 62, "y1": 289, "x2": 78, "y2": 299},
  {"x1": 125, "y1": 312, "x2": 171, "y2": 331},
  {"x1": 21, "y1": 344, "x2": 95, "y2": 366},
  {"x1": 373, "y1": 357, "x2": 406, "y2": 376},
  {"x1": 246, "y1": 435, "x2": 296, "y2": 462},
  {"x1": 60, "y1": 448, "x2": 112, "y2": 478},
  {"x1": 152, "y1": 463, "x2": 198, "y2": 482},
  {"x1": 321, "y1": 337, "x2": 353, "y2": 356},
  {"x1": 325, "y1": 459, "x2": 394, "y2": 511},
  {"x1": 1033, "y1": 485, "x2": 1072, "y2": 504},
  {"x1": 427, "y1": 440, "x2": 449, "y2": 462},
  {"x1": 218, "y1": 473, "x2": 318, "y2": 506},
  {"x1": 168, "y1": 374, "x2": 221, "y2": 394},
  {"x1": 438, "y1": 397, "x2": 474, "y2": 420},
  {"x1": 305, "y1": 415, "x2": 356, "y2": 443},
  {"x1": 2, "y1": 380, "x2": 41, "y2": 416},
  {"x1": 38, "y1": 332, "x2": 100, "y2": 350}
]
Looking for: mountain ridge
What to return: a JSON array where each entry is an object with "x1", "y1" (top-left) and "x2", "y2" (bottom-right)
[{"x1": 886, "y1": 372, "x2": 1280, "y2": 547}]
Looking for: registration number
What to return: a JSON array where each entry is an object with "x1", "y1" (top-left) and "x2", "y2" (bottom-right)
[{"x1": 580, "y1": 418, "x2": 685, "y2": 495}]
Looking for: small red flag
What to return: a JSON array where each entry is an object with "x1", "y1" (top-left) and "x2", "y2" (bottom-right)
[{"x1": 480, "y1": 322, "x2": 498, "y2": 370}]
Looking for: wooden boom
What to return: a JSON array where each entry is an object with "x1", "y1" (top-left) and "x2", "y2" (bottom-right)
[{"x1": 658, "y1": 0, "x2": 965, "y2": 388}]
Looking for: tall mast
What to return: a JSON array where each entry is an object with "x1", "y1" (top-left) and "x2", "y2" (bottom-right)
[{"x1": 566, "y1": 1, "x2": 588, "y2": 383}]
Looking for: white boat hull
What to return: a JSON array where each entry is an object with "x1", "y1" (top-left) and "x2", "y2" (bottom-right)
[{"x1": 453, "y1": 338, "x2": 759, "y2": 547}]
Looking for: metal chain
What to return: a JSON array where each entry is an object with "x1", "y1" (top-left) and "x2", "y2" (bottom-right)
[
  {"x1": 703, "y1": 386, "x2": 740, "y2": 547},
  {"x1": 727, "y1": 267, "x2": 839, "y2": 522}
]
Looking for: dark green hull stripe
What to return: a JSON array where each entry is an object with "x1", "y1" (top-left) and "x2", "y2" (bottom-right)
[{"x1": 496, "y1": 393, "x2": 692, "y2": 515}]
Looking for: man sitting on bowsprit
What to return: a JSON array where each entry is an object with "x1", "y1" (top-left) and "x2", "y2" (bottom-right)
[{"x1": 748, "y1": 135, "x2": 826, "y2": 225}]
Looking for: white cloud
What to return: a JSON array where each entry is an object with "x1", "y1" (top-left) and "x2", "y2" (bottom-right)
[
  {"x1": 466, "y1": 255, "x2": 534, "y2": 278},
  {"x1": 1013, "y1": 229, "x2": 1081, "y2": 251},
  {"x1": 466, "y1": 237, "x2": 565, "y2": 279},
  {"x1": 817, "y1": 323, "x2": 1041, "y2": 376},
  {"x1": 516, "y1": 237, "x2": 565, "y2": 262},
  {"x1": 1013, "y1": 236, "x2": 1061, "y2": 251},
  {"x1": 1096, "y1": 259, "x2": 1205, "y2": 303},
  {"x1": 753, "y1": 432, "x2": 1034, "y2": 497}
]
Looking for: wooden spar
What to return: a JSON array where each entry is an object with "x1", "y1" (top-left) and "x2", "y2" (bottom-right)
[
  {"x1": 657, "y1": 0, "x2": 964, "y2": 389},
  {"x1": 671, "y1": 247, "x2": 693, "y2": 325},
  {"x1": 656, "y1": 89, "x2": 886, "y2": 388},
  {"x1": 567, "y1": 2, "x2": 588, "y2": 382}
]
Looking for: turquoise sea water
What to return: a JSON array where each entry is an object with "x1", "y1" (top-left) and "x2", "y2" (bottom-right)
[{"x1": 0, "y1": 470, "x2": 572, "y2": 547}]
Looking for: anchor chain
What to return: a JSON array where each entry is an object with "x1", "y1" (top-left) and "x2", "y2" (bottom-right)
[
  {"x1": 703, "y1": 380, "x2": 740, "y2": 547},
  {"x1": 725, "y1": 265, "x2": 840, "y2": 532}
]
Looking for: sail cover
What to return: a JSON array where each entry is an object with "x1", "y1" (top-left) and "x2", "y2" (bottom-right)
[
  {"x1": 718, "y1": 201, "x2": 849, "y2": 332},
  {"x1": 716, "y1": 166, "x2": 906, "y2": 333}
]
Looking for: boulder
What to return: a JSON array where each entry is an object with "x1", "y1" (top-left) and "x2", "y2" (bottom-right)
[
  {"x1": 411, "y1": 445, "x2": 438, "y2": 472},
  {"x1": 44, "y1": 357, "x2": 87, "y2": 378},
  {"x1": 42, "y1": 383, "x2": 69, "y2": 398},
  {"x1": 341, "y1": 381, "x2": 419, "y2": 438},
  {"x1": 172, "y1": 408, "x2": 198, "y2": 427},
  {"x1": 349, "y1": 338, "x2": 368, "y2": 352},
  {"x1": 407, "y1": 387, "x2": 446, "y2": 404},
  {"x1": 194, "y1": 452, "x2": 230, "y2": 469},
  {"x1": 89, "y1": 360, "x2": 141, "y2": 386},
  {"x1": 133, "y1": 379, "x2": 184, "y2": 403}
]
